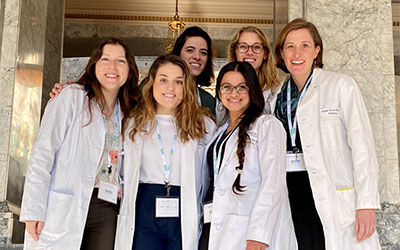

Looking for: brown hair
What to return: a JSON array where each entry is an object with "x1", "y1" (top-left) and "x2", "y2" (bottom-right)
[
  {"x1": 129, "y1": 54, "x2": 211, "y2": 143},
  {"x1": 76, "y1": 37, "x2": 139, "y2": 137},
  {"x1": 274, "y1": 18, "x2": 324, "y2": 73},
  {"x1": 227, "y1": 26, "x2": 280, "y2": 92},
  {"x1": 171, "y1": 26, "x2": 215, "y2": 87}
]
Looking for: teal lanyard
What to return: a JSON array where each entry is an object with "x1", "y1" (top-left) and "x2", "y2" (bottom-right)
[
  {"x1": 286, "y1": 73, "x2": 313, "y2": 151},
  {"x1": 155, "y1": 120, "x2": 177, "y2": 195}
]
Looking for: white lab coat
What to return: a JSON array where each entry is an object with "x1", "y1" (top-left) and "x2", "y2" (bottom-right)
[
  {"x1": 277, "y1": 68, "x2": 381, "y2": 250},
  {"x1": 205, "y1": 115, "x2": 297, "y2": 250},
  {"x1": 20, "y1": 84, "x2": 111, "y2": 250},
  {"x1": 114, "y1": 117, "x2": 216, "y2": 250}
]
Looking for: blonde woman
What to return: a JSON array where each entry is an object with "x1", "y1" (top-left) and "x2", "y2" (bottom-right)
[{"x1": 226, "y1": 26, "x2": 280, "y2": 115}]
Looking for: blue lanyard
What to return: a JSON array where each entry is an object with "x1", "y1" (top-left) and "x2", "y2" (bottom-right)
[
  {"x1": 212, "y1": 123, "x2": 236, "y2": 184},
  {"x1": 287, "y1": 74, "x2": 313, "y2": 150},
  {"x1": 156, "y1": 120, "x2": 177, "y2": 186}
]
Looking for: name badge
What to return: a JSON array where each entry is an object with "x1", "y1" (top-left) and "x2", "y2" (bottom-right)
[
  {"x1": 286, "y1": 153, "x2": 307, "y2": 172},
  {"x1": 98, "y1": 181, "x2": 118, "y2": 204},
  {"x1": 155, "y1": 197, "x2": 179, "y2": 218},
  {"x1": 203, "y1": 202, "x2": 213, "y2": 224}
]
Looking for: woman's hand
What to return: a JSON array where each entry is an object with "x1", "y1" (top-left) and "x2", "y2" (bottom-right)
[
  {"x1": 355, "y1": 209, "x2": 377, "y2": 242},
  {"x1": 246, "y1": 240, "x2": 268, "y2": 250},
  {"x1": 49, "y1": 80, "x2": 73, "y2": 98},
  {"x1": 25, "y1": 220, "x2": 44, "y2": 241}
]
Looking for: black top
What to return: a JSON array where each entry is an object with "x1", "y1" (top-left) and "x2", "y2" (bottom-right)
[
  {"x1": 274, "y1": 77, "x2": 304, "y2": 152},
  {"x1": 204, "y1": 130, "x2": 234, "y2": 202},
  {"x1": 198, "y1": 87, "x2": 216, "y2": 116}
]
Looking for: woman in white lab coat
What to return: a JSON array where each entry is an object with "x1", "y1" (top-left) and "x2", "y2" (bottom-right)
[
  {"x1": 204, "y1": 61, "x2": 297, "y2": 250},
  {"x1": 273, "y1": 18, "x2": 381, "y2": 250},
  {"x1": 114, "y1": 54, "x2": 216, "y2": 250},
  {"x1": 20, "y1": 38, "x2": 139, "y2": 250}
]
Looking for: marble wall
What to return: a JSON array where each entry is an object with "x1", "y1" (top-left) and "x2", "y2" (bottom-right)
[{"x1": 0, "y1": 0, "x2": 65, "y2": 244}]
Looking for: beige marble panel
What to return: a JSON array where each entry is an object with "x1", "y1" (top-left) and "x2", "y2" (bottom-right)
[
  {"x1": 381, "y1": 33, "x2": 395, "y2": 76},
  {"x1": 379, "y1": 0, "x2": 393, "y2": 34},
  {"x1": 369, "y1": 113, "x2": 385, "y2": 159},
  {"x1": 384, "y1": 159, "x2": 400, "y2": 203},
  {"x1": 377, "y1": 156, "x2": 387, "y2": 202},
  {"x1": 341, "y1": 0, "x2": 379, "y2": 30},
  {"x1": 383, "y1": 116, "x2": 398, "y2": 161},
  {"x1": 382, "y1": 75, "x2": 397, "y2": 117},
  {"x1": 288, "y1": 0, "x2": 303, "y2": 20},
  {"x1": 0, "y1": 0, "x2": 19, "y2": 68},
  {"x1": 320, "y1": 27, "x2": 382, "y2": 72},
  {"x1": 340, "y1": 70, "x2": 383, "y2": 115},
  {"x1": 306, "y1": 0, "x2": 344, "y2": 29},
  {"x1": 0, "y1": 67, "x2": 15, "y2": 200}
]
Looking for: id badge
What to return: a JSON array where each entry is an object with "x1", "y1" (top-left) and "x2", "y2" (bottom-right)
[
  {"x1": 203, "y1": 202, "x2": 213, "y2": 224},
  {"x1": 98, "y1": 181, "x2": 118, "y2": 204},
  {"x1": 155, "y1": 196, "x2": 179, "y2": 218},
  {"x1": 286, "y1": 153, "x2": 307, "y2": 172}
]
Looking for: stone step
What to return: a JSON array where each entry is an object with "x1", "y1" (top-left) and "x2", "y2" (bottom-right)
[{"x1": 0, "y1": 245, "x2": 23, "y2": 250}]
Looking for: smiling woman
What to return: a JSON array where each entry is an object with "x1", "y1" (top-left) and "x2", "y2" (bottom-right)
[
  {"x1": 114, "y1": 54, "x2": 216, "y2": 250},
  {"x1": 152, "y1": 62, "x2": 184, "y2": 115},
  {"x1": 202, "y1": 61, "x2": 297, "y2": 250},
  {"x1": 19, "y1": 38, "x2": 139, "y2": 250}
]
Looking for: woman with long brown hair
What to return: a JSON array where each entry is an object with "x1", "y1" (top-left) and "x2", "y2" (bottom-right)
[
  {"x1": 203, "y1": 61, "x2": 296, "y2": 250},
  {"x1": 20, "y1": 38, "x2": 139, "y2": 250},
  {"x1": 114, "y1": 54, "x2": 216, "y2": 250}
]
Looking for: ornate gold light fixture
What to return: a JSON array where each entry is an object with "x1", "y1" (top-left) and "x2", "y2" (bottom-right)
[{"x1": 165, "y1": 0, "x2": 185, "y2": 54}]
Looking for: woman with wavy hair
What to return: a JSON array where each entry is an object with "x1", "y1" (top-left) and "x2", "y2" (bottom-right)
[
  {"x1": 203, "y1": 61, "x2": 297, "y2": 250},
  {"x1": 226, "y1": 26, "x2": 280, "y2": 115},
  {"x1": 114, "y1": 54, "x2": 216, "y2": 250},
  {"x1": 20, "y1": 38, "x2": 139, "y2": 250}
]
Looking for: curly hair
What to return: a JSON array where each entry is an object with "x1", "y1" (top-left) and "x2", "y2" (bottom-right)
[{"x1": 227, "y1": 26, "x2": 280, "y2": 92}]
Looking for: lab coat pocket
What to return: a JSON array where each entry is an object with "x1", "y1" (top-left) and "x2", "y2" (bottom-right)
[
  {"x1": 336, "y1": 188, "x2": 356, "y2": 228},
  {"x1": 40, "y1": 191, "x2": 74, "y2": 243},
  {"x1": 320, "y1": 109, "x2": 342, "y2": 151},
  {"x1": 224, "y1": 214, "x2": 249, "y2": 250}
]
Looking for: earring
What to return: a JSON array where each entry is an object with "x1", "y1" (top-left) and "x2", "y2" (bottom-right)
[{"x1": 313, "y1": 59, "x2": 316, "y2": 67}]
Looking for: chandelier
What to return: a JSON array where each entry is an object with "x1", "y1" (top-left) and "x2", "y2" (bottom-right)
[{"x1": 165, "y1": 0, "x2": 185, "y2": 54}]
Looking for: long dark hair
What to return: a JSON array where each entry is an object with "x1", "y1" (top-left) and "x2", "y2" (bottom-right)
[
  {"x1": 171, "y1": 26, "x2": 214, "y2": 87},
  {"x1": 76, "y1": 37, "x2": 139, "y2": 137},
  {"x1": 216, "y1": 61, "x2": 264, "y2": 194}
]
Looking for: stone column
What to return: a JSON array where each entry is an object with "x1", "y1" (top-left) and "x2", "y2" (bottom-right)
[
  {"x1": 0, "y1": 0, "x2": 64, "y2": 244},
  {"x1": 288, "y1": 0, "x2": 400, "y2": 248}
]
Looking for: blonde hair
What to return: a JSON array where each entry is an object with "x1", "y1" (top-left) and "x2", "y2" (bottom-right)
[
  {"x1": 129, "y1": 54, "x2": 211, "y2": 143},
  {"x1": 228, "y1": 26, "x2": 280, "y2": 92}
]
